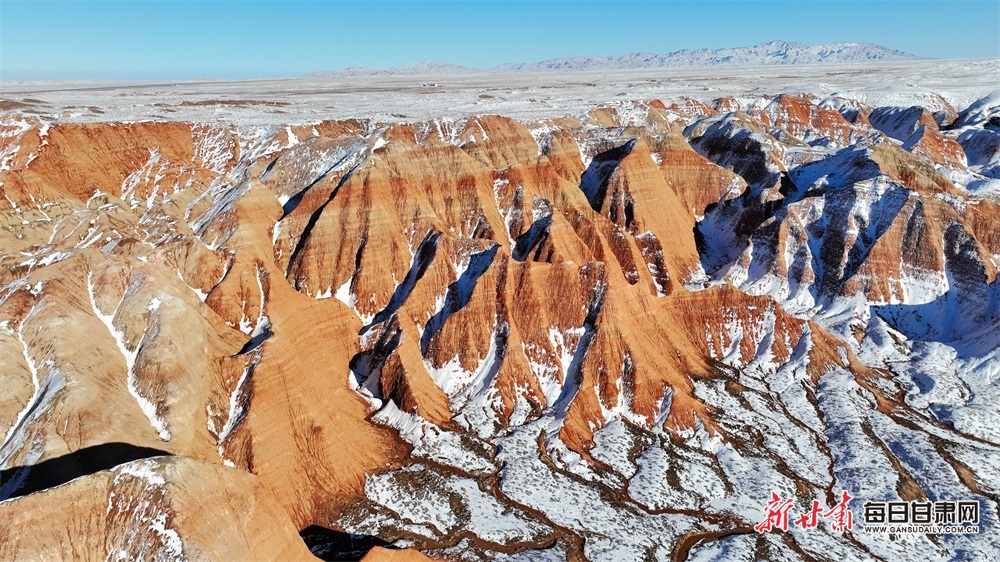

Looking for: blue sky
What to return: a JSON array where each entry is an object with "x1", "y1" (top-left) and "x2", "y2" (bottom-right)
[{"x1": 1, "y1": 0, "x2": 997, "y2": 80}]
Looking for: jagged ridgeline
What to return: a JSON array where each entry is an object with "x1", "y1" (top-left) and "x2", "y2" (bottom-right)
[{"x1": 0, "y1": 91, "x2": 998, "y2": 560}]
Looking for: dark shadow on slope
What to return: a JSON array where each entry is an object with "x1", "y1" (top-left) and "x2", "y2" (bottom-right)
[
  {"x1": 868, "y1": 106, "x2": 926, "y2": 141},
  {"x1": 837, "y1": 187, "x2": 910, "y2": 286},
  {"x1": 236, "y1": 318, "x2": 273, "y2": 355},
  {"x1": 260, "y1": 154, "x2": 281, "y2": 180},
  {"x1": 349, "y1": 321, "x2": 403, "y2": 399},
  {"x1": 278, "y1": 141, "x2": 368, "y2": 220},
  {"x1": 873, "y1": 223, "x2": 1000, "y2": 358},
  {"x1": 420, "y1": 244, "x2": 499, "y2": 354},
  {"x1": 361, "y1": 229, "x2": 442, "y2": 336},
  {"x1": 452, "y1": 321, "x2": 511, "y2": 432},
  {"x1": 579, "y1": 139, "x2": 636, "y2": 211},
  {"x1": 449, "y1": 258, "x2": 512, "y2": 434},
  {"x1": 0, "y1": 442, "x2": 171, "y2": 501},
  {"x1": 688, "y1": 121, "x2": 784, "y2": 277},
  {"x1": 744, "y1": 205, "x2": 788, "y2": 282},
  {"x1": 958, "y1": 129, "x2": 1000, "y2": 169},
  {"x1": 512, "y1": 212, "x2": 553, "y2": 262},
  {"x1": 777, "y1": 171, "x2": 796, "y2": 197},
  {"x1": 689, "y1": 121, "x2": 779, "y2": 189},
  {"x1": 478, "y1": 322, "x2": 509, "y2": 395},
  {"x1": 784, "y1": 146, "x2": 909, "y2": 304},
  {"x1": 694, "y1": 143, "x2": 909, "y2": 299},
  {"x1": 285, "y1": 156, "x2": 366, "y2": 283},
  {"x1": 551, "y1": 269, "x2": 608, "y2": 419},
  {"x1": 787, "y1": 146, "x2": 883, "y2": 194},
  {"x1": 299, "y1": 526, "x2": 395, "y2": 562}
]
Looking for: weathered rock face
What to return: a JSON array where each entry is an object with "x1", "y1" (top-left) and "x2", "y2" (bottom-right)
[
  {"x1": 0, "y1": 457, "x2": 315, "y2": 561},
  {"x1": 1, "y1": 91, "x2": 998, "y2": 560}
]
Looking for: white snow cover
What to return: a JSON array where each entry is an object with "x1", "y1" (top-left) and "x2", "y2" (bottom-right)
[
  {"x1": 371, "y1": 401, "x2": 495, "y2": 475},
  {"x1": 87, "y1": 274, "x2": 171, "y2": 441},
  {"x1": 364, "y1": 464, "x2": 550, "y2": 545},
  {"x1": 4, "y1": 58, "x2": 995, "y2": 126},
  {"x1": 0, "y1": 305, "x2": 67, "y2": 479},
  {"x1": 108, "y1": 459, "x2": 184, "y2": 559}
]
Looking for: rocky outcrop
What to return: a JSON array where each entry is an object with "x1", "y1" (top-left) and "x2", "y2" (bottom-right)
[{"x1": 0, "y1": 457, "x2": 313, "y2": 560}]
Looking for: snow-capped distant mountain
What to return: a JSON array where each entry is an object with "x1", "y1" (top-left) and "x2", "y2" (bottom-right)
[
  {"x1": 306, "y1": 61, "x2": 482, "y2": 78},
  {"x1": 307, "y1": 41, "x2": 921, "y2": 77},
  {"x1": 496, "y1": 40, "x2": 920, "y2": 71}
]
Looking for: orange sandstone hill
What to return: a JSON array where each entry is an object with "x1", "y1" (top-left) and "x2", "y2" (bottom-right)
[{"x1": 0, "y1": 92, "x2": 998, "y2": 560}]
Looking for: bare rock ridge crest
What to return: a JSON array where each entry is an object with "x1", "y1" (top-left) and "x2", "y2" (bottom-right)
[
  {"x1": 0, "y1": 84, "x2": 998, "y2": 560},
  {"x1": 308, "y1": 41, "x2": 921, "y2": 77}
]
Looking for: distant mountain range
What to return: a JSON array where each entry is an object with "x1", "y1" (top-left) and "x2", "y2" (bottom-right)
[{"x1": 306, "y1": 41, "x2": 921, "y2": 77}]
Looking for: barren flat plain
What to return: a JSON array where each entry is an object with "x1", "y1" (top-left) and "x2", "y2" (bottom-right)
[{"x1": 4, "y1": 58, "x2": 997, "y2": 125}]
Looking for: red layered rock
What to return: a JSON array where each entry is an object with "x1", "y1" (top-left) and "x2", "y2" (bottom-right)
[
  {"x1": 763, "y1": 94, "x2": 861, "y2": 146},
  {"x1": 1, "y1": 89, "x2": 998, "y2": 560},
  {"x1": 902, "y1": 125, "x2": 968, "y2": 169}
]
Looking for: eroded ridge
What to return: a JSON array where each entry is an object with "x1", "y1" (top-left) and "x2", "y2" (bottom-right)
[{"x1": 0, "y1": 90, "x2": 998, "y2": 560}]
